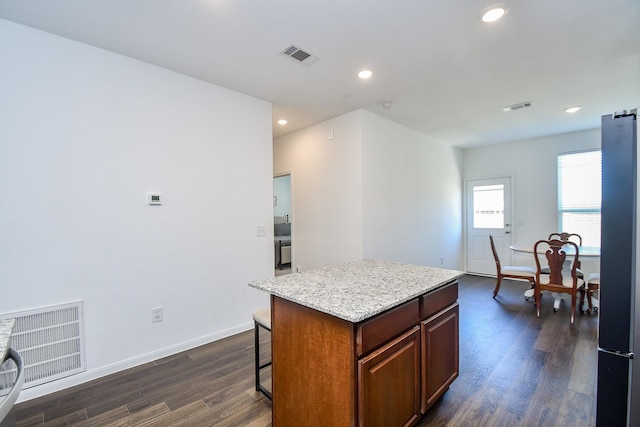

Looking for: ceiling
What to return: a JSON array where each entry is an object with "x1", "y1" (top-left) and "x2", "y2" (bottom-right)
[{"x1": 1, "y1": 0, "x2": 639, "y2": 148}]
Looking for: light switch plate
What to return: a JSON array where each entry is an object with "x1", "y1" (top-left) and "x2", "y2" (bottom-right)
[{"x1": 256, "y1": 225, "x2": 267, "y2": 236}]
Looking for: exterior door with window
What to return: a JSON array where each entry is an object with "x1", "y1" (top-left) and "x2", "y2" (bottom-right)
[{"x1": 466, "y1": 177, "x2": 512, "y2": 275}]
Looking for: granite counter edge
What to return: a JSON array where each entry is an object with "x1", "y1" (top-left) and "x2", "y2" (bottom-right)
[
  {"x1": 0, "y1": 318, "x2": 16, "y2": 362},
  {"x1": 249, "y1": 272, "x2": 464, "y2": 323}
]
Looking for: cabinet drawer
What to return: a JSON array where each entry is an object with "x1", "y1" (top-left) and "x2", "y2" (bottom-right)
[
  {"x1": 419, "y1": 281, "x2": 458, "y2": 320},
  {"x1": 356, "y1": 299, "x2": 419, "y2": 357}
]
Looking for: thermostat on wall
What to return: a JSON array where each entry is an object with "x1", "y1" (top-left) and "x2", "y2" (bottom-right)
[{"x1": 147, "y1": 192, "x2": 163, "y2": 205}]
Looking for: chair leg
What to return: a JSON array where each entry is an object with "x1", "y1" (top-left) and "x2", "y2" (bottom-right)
[
  {"x1": 493, "y1": 275, "x2": 502, "y2": 298},
  {"x1": 586, "y1": 284, "x2": 597, "y2": 314},
  {"x1": 254, "y1": 322, "x2": 272, "y2": 400},
  {"x1": 579, "y1": 287, "x2": 586, "y2": 314},
  {"x1": 535, "y1": 286, "x2": 541, "y2": 318},
  {"x1": 570, "y1": 293, "x2": 576, "y2": 325}
]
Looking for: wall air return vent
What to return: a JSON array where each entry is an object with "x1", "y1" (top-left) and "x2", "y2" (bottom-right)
[
  {"x1": 0, "y1": 301, "x2": 86, "y2": 393},
  {"x1": 279, "y1": 44, "x2": 319, "y2": 65},
  {"x1": 502, "y1": 101, "x2": 532, "y2": 112}
]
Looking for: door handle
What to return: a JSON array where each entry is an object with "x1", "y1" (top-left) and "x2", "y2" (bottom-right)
[{"x1": 505, "y1": 231, "x2": 510, "y2": 234}]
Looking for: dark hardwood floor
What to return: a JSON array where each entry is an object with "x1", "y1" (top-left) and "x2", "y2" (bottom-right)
[{"x1": 2, "y1": 275, "x2": 597, "y2": 426}]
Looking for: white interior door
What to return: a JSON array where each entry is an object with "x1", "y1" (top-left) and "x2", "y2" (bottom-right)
[{"x1": 466, "y1": 177, "x2": 512, "y2": 275}]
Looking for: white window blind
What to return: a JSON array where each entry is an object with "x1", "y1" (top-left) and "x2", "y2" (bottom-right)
[{"x1": 557, "y1": 150, "x2": 602, "y2": 247}]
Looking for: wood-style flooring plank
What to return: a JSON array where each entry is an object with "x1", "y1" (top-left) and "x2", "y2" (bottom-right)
[
  {"x1": 135, "y1": 400, "x2": 211, "y2": 427},
  {"x1": 41, "y1": 409, "x2": 88, "y2": 427},
  {"x1": 70, "y1": 406, "x2": 131, "y2": 427},
  {"x1": 14, "y1": 413, "x2": 43, "y2": 427},
  {"x1": 568, "y1": 338, "x2": 598, "y2": 395},
  {"x1": 101, "y1": 403, "x2": 169, "y2": 427}
]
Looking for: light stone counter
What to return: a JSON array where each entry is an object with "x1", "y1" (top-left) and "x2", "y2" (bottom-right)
[
  {"x1": 0, "y1": 319, "x2": 15, "y2": 362},
  {"x1": 249, "y1": 259, "x2": 464, "y2": 323}
]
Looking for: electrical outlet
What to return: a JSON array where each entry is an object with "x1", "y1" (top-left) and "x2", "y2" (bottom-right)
[{"x1": 152, "y1": 307, "x2": 163, "y2": 323}]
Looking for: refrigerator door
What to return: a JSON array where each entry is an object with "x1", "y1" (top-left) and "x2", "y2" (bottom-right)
[
  {"x1": 599, "y1": 113, "x2": 636, "y2": 353},
  {"x1": 631, "y1": 112, "x2": 640, "y2": 427},
  {"x1": 597, "y1": 112, "x2": 637, "y2": 426},
  {"x1": 597, "y1": 351, "x2": 631, "y2": 426}
]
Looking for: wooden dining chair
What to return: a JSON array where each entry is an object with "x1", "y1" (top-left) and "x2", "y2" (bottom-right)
[
  {"x1": 489, "y1": 235, "x2": 535, "y2": 298},
  {"x1": 548, "y1": 232, "x2": 583, "y2": 246},
  {"x1": 545, "y1": 232, "x2": 584, "y2": 278},
  {"x1": 533, "y1": 238, "x2": 585, "y2": 324}
]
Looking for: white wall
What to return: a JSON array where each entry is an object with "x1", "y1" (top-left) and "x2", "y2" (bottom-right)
[
  {"x1": 273, "y1": 111, "x2": 364, "y2": 271},
  {"x1": 274, "y1": 109, "x2": 465, "y2": 271},
  {"x1": 0, "y1": 20, "x2": 273, "y2": 400},
  {"x1": 361, "y1": 111, "x2": 464, "y2": 268},
  {"x1": 462, "y1": 128, "x2": 601, "y2": 272}
]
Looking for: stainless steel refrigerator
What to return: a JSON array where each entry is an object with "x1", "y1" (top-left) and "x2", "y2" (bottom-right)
[{"x1": 597, "y1": 110, "x2": 639, "y2": 426}]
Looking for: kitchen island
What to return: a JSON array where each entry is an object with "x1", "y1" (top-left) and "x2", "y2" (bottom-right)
[{"x1": 249, "y1": 259, "x2": 464, "y2": 427}]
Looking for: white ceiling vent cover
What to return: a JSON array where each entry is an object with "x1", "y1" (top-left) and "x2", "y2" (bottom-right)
[
  {"x1": 280, "y1": 44, "x2": 319, "y2": 65},
  {"x1": 502, "y1": 101, "x2": 532, "y2": 112}
]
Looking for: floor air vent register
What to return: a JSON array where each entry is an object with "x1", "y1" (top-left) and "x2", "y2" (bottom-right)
[{"x1": 0, "y1": 301, "x2": 86, "y2": 394}]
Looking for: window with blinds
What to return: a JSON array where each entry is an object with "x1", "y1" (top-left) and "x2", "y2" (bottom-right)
[{"x1": 557, "y1": 150, "x2": 602, "y2": 247}]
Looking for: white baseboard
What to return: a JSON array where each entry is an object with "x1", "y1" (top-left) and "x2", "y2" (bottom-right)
[{"x1": 16, "y1": 321, "x2": 254, "y2": 403}]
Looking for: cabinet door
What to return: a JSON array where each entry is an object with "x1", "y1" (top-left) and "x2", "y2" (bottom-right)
[
  {"x1": 358, "y1": 326, "x2": 421, "y2": 427},
  {"x1": 421, "y1": 303, "x2": 459, "y2": 413}
]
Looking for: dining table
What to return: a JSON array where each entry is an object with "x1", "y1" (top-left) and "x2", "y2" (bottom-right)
[
  {"x1": 509, "y1": 244, "x2": 600, "y2": 311},
  {"x1": 509, "y1": 244, "x2": 601, "y2": 258}
]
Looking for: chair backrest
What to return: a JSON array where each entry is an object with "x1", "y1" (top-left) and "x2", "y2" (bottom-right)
[
  {"x1": 548, "y1": 232, "x2": 583, "y2": 246},
  {"x1": 489, "y1": 235, "x2": 501, "y2": 273},
  {"x1": 534, "y1": 239, "x2": 581, "y2": 290}
]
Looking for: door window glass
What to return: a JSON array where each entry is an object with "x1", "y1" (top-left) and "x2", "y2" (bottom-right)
[{"x1": 473, "y1": 184, "x2": 504, "y2": 229}]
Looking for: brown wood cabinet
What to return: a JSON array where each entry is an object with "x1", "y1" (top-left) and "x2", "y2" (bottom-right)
[
  {"x1": 358, "y1": 326, "x2": 421, "y2": 427},
  {"x1": 271, "y1": 280, "x2": 458, "y2": 427},
  {"x1": 421, "y1": 304, "x2": 459, "y2": 412}
]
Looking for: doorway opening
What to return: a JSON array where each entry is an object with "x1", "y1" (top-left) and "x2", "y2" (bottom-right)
[
  {"x1": 466, "y1": 176, "x2": 513, "y2": 275},
  {"x1": 274, "y1": 173, "x2": 292, "y2": 276}
]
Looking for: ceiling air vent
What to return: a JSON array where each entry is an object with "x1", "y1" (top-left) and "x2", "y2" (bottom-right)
[
  {"x1": 502, "y1": 101, "x2": 532, "y2": 112},
  {"x1": 280, "y1": 44, "x2": 319, "y2": 65}
]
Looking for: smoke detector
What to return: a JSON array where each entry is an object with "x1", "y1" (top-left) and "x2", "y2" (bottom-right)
[
  {"x1": 502, "y1": 101, "x2": 532, "y2": 112},
  {"x1": 279, "y1": 44, "x2": 319, "y2": 65}
]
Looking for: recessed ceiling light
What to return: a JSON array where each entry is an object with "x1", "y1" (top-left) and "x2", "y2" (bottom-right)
[
  {"x1": 565, "y1": 106, "x2": 582, "y2": 113},
  {"x1": 358, "y1": 69, "x2": 373, "y2": 79},
  {"x1": 277, "y1": 119, "x2": 288, "y2": 125},
  {"x1": 481, "y1": 4, "x2": 508, "y2": 23}
]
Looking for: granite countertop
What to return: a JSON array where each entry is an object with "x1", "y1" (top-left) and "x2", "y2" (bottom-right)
[
  {"x1": 0, "y1": 319, "x2": 16, "y2": 362},
  {"x1": 249, "y1": 259, "x2": 464, "y2": 323}
]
